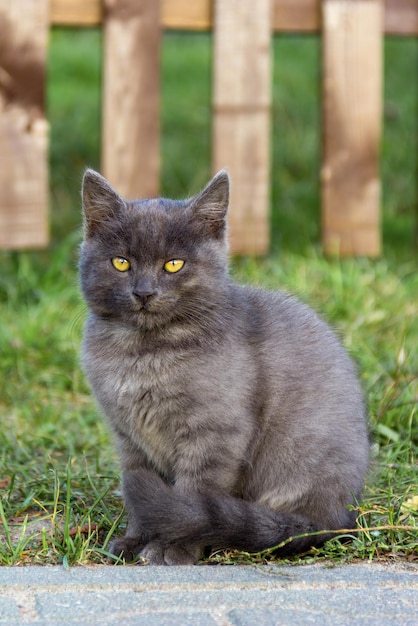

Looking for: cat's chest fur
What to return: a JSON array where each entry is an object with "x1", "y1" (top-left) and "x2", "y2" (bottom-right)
[
  {"x1": 82, "y1": 316, "x2": 254, "y2": 478},
  {"x1": 83, "y1": 321, "x2": 192, "y2": 469}
]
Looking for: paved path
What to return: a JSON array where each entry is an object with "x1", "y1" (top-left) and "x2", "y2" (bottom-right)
[{"x1": 0, "y1": 562, "x2": 417, "y2": 625}]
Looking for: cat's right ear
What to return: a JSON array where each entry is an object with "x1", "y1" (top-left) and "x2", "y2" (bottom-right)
[{"x1": 82, "y1": 169, "x2": 125, "y2": 238}]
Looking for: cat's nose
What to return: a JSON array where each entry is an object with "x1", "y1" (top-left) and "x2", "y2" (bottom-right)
[
  {"x1": 132, "y1": 280, "x2": 157, "y2": 305},
  {"x1": 132, "y1": 288, "x2": 157, "y2": 306}
]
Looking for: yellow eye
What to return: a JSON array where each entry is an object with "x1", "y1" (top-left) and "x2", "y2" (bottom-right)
[
  {"x1": 112, "y1": 257, "x2": 131, "y2": 272},
  {"x1": 163, "y1": 259, "x2": 185, "y2": 274}
]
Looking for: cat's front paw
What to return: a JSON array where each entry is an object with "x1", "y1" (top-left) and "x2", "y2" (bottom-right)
[
  {"x1": 108, "y1": 537, "x2": 146, "y2": 563},
  {"x1": 140, "y1": 541, "x2": 201, "y2": 565}
]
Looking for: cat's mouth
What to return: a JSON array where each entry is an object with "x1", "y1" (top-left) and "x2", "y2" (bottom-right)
[
  {"x1": 135, "y1": 300, "x2": 156, "y2": 313},
  {"x1": 132, "y1": 296, "x2": 168, "y2": 316},
  {"x1": 129, "y1": 293, "x2": 180, "y2": 323}
]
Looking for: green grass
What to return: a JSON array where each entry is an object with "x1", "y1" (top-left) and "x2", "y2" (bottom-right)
[{"x1": 0, "y1": 30, "x2": 416, "y2": 566}]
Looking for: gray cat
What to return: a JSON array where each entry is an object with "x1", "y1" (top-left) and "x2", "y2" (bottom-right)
[{"x1": 80, "y1": 169, "x2": 369, "y2": 565}]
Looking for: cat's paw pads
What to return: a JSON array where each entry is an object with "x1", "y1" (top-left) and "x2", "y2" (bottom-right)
[
  {"x1": 140, "y1": 541, "x2": 200, "y2": 565},
  {"x1": 108, "y1": 537, "x2": 146, "y2": 563},
  {"x1": 139, "y1": 541, "x2": 165, "y2": 565},
  {"x1": 163, "y1": 545, "x2": 200, "y2": 565}
]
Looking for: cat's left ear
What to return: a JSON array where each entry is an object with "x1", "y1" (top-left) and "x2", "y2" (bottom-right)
[
  {"x1": 82, "y1": 169, "x2": 126, "y2": 238},
  {"x1": 189, "y1": 170, "x2": 229, "y2": 238}
]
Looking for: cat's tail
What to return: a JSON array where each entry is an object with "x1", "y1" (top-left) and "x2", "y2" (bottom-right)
[{"x1": 123, "y1": 469, "x2": 340, "y2": 556}]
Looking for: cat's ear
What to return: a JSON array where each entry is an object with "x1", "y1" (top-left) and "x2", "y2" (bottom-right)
[
  {"x1": 189, "y1": 170, "x2": 229, "y2": 238},
  {"x1": 82, "y1": 169, "x2": 126, "y2": 238}
]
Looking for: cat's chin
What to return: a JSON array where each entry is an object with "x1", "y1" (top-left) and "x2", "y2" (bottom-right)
[{"x1": 124, "y1": 307, "x2": 176, "y2": 332}]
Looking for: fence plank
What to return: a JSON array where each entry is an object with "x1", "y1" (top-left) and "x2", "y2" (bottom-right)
[
  {"x1": 385, "y1": 0, "x2": 418, "y2": 35},
  {"x1": 272, "y1": 0, "x2": 418, "y2": 34},
  {"x1": 0, "y1": 0, "x2": 49, "y2": 249},
  {"x1": 322, "y1": 0, "x2": 383, "y2": 256},
  {"x1": 163, "y1": 0, "x2": 212, "y2": 30},
  {"x1": 213, "y1": 0, "x2": 272, "y2": 255},
  {"x1": 50, "y1": 0, "x2": 101, "y2": 25},
  {"x1": 102, "y1": 0, "x2": 160, "y2": 200},
  {"x1": 272, "y1": 0, "x2": 319, "y2": 31},
  {"x1": 50, "y1": 0, "x2": 418, "y2": 35}
]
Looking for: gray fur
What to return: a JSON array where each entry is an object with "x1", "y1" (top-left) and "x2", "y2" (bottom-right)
[{"x1": 80, "y1": 169, "x2": 369, "y2": 565}]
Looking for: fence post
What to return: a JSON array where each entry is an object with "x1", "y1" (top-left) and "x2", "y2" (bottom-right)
[
  {"x1": 102, "y1": 0, "x2": 160, "y2": 199},
  {"x1": 0, "y1": 0, "x2": 49, "y2": 249},
  {"x1": 213, "y1": 0, "x2": 272, "y2": 255},
  {"x1": 322, "y1": 0, "x2": 383, "y2": 256}
]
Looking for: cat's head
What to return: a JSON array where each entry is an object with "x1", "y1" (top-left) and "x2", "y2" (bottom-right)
[{"x1": 79, "y1": 169, "x2": 230, "y2": 330}]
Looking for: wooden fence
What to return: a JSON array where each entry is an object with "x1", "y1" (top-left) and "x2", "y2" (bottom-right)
[{"x1": 0, "y1": 0, "x2": 417, "y2": 255}]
